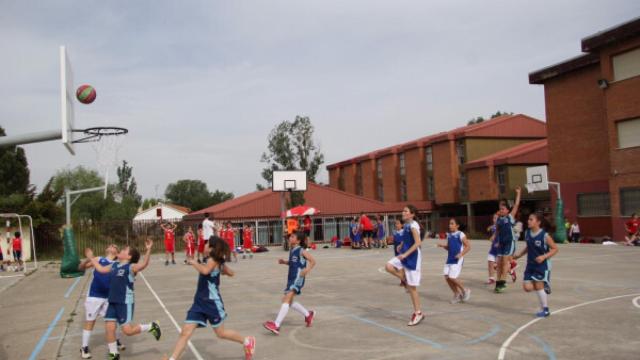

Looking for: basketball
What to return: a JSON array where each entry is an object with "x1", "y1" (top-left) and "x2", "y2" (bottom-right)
[{"x1": 76, "y1": 84, "x2": 96, "y2": 104}]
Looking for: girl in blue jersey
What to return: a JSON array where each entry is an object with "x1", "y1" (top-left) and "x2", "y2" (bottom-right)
[
  {"x1": 376, "y1": 215, "x2": 387, "y2": 249},
  {"x1": 495, "y1": 186, "x2": 522, "y2": 293},
  {"x1": 437, "y1": 218, "x2": 471, "y2": 303},
  {"x1": 86, "y1": 238, "x2": 160, "y2": 360},
  {"x1": 264, "y1": 231, "x2": 317, "y2": 335},
  {"x1": 78, "y1": 244, "x2": 124, "y2": 359},
  {"x1": 514, "y1": 213, "x2": 559, "y2": 317},
  {"x1": 385, "y1": 205, "x2": 424, "y2": 326},
  {"x1": 164, "y1": 237, "x2": 256, "y2": 360}
]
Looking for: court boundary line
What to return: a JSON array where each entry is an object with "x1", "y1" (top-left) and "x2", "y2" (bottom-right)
[
  {"x1": 139, "y1": 272, "x2": 204, "y2": 360},
  {"x1": 29, "y1": 307, "x2": 65, "y2": 360},
  {"x1": 633, "y1": 296, "x2": 640, "y2": 309},
  {"x1": 498, "y1": 292, "x2": 640, "y2": 360},
  {"x1": 64, "y1": 276, "x2": 82, "y2": 298}
]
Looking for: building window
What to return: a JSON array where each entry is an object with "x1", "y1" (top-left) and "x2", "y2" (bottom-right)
[
  {"x1": 376, "y1": 159, "x2": 384, "y2": 202},
  {"x1": 621, "y1": 188, "x2": 640, "y2": 216},
  {"x1": 617, "y1": 118, "x2": 640, "y2": 149},
  {"x1": 425, "y1": 146, "x2": 433, "y2": 171},
  {"x1": 577, "y1": 193, "x2": 611, "y2": 217},
  {"x1": 428, "y1": 175, "x2": 435, "y2": 200},
  {"x1": 613, "y1": 47, "x2": 640, "y2": 82},
  {"x1": 459, "y1": 172, "x2": 468, "y2": 198},
  {"x1": 338, "y1": 169, "x2": 345, "y2": 191},
  {"x1": 456, "y1": 140, "x2": 466, "y2": 165},
  {"x1": 399, "y1": 153, "x2": 407, "y2": 201},
  {"x1": 355, "y1": 163, "x2": 363, "y2": 196},
  {"x1": 497, "y1": 166, "x2": 507, "y2": 194}
]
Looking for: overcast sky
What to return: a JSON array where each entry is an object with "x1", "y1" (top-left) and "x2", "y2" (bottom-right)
[{"x1": 1, "y1": 1, "x2": 638, "y2": 199}]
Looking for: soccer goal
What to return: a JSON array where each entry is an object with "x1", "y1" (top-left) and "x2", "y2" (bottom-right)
[{"x1": 0, "y1": 213, "x2": 37, "y2": 277}]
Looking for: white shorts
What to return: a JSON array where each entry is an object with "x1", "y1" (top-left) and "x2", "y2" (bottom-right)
[
  {"x1": 85, "y1": 297, "x2": 109, "y2": 321},
  {"x1": 443, "y1": 260, "x2": 463, "y2": 279},
  {"x1": 487, "y1": 254, "x2": 496, "y2": 262},
  {"x1": 387, "y1": 251, "x2": 422, "y2": 287}
]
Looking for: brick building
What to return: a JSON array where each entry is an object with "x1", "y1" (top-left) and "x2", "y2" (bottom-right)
[
  {"x1": 529, "y1": 17, "x2": 640, "y2": 241},
  {"x1": 327, "y1": 114, "x2": 548, "y2": 234}
]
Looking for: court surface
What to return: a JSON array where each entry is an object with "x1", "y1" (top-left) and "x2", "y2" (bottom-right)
[{"x1": 1, "y1": 240, "x2": 639, "y2": 360}]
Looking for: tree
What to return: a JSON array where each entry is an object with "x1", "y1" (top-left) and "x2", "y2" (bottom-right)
[
  {"x1": 51, "y1": 166, "x2": 108, "y2": 222},
  {"x1": 0, "y1": 126, "x2": 33, "y2": 199},
  {"x1": 114, "y1": 160, "x2": 142, "y2": 207},
  {"x1": 260, "y1": 116, "x2": 324, "y2": 186},
  {"x1": 165, "y1": 180, "x2": 234, "y2": 211},
  {"x1": 142, "y1": 198, "x2": 162, "y2": 210},
  {"x1": 468, "y1": 111, "x2": 514, "y2": 125}
]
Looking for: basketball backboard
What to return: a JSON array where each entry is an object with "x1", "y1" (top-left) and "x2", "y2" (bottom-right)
[
  {"x1": 60, "y1": 46, "x2": 75, "y2": 155},
  {"x1": 526, "y1": 165, "x2": 549, "y2": 193},
  {"x1": 272, "y1": 170, "x2": 307, "y2": 192}
]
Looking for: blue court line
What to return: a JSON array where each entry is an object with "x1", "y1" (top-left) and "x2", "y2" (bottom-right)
[
  {"x1": 465, "y1": 324, "x2": 501, "y2": 345},
  {"x1": 529, "y1": 334, "x2": 557, "y2": 360},
  {"x1": 64, "y1": 277, "x2": 82, "y2": 298},
  {"x1": 347, "y1": 314, "x2": 445, "y2": 349},
  {"x1": 29, "y1": 307, "x2": 65, "y2": 360}
]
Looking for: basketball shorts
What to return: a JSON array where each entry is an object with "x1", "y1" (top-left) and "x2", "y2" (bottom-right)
[
  {"x1": 387, "y1": 254, "x2": 422, "y2": 287},
  {"x1": 285, "y1": 276, "x2": 306, "y2": 295},
  {"x1": 197, "y1": 241, "x2": 206, "y2": 253},
  {"x1": 13, "y1": 250, "x2": 22, "y2": 261},
  {"x1": 165, "y1": 240, "x2": 175, "y2": 253},
  {"x1": 105, "y1": 303, "x2": 135, "y2": 325},
  {"x1": 85, "y1": 297, "x2": 109, "y2": 321},
  {"x1": 185, "y1": 243, "x2": 195, "y2": 257},
  {"x1": 186, "y1": 300, "x2": 226, "y2": 328},
  {"x1": 443, "y1": 259, "x2": 464, "y2": 279},
  {"x1": 498, "y1": 238, "x2": 516, "y2": 257},
  {"x1": 362, "y1": 230, "x2": 374, "y2": 238},
  {"x1": 524, "y1": 265, "x2": 550, "y2": 284}
]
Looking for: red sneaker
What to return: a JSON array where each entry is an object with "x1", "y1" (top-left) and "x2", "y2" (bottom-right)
[
  {"x1": 263, "y1": 321, "x2": 280, "y2": 335},
  {"x1": 305, "y1": 310, "x2": 316, "y2": 327},
  {"x1": 243, "y1": 336, "x2": 256, "y2": 360},
  {"x1": 408, "y1": 311, "x2": 424, "y2": 326}
]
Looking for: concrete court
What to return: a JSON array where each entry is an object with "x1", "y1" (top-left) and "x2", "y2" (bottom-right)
[{"x1": 1, "y1": 240, "x2": 639, "y2": 360}]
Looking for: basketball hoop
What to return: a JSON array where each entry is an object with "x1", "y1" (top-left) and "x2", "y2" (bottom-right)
[{"x1": 73, "y1": 126, "x2": 128, "y2": 199}]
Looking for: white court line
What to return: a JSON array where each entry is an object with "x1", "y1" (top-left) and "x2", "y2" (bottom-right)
[
  {"x1": 498, "y1": 292, "x2": 640, "y2": 360},
  {"x1": 633, "y1": 296, "x2": 640, "y2": 309},
  {"x1": 139, "y1": 272, "x2": 204, "y2": 360}
]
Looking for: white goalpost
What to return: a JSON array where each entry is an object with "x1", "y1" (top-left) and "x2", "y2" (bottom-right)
[{"x1": 0, "y1": 213, "x2": 38, "y2": 275}]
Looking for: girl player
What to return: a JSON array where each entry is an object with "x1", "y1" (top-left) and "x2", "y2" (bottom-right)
[
  {"x1": 196, "y1": 224, "x2": 206, "y2": 263},
  {"x1": 163, "y1": 237, "x2": 256, "y2": 360},
  {"x1": 223, "y1": 222, "x2": 238, "y2": 263},
  {"x1": 242, "y1": 224, "x2": 254, "y2": 259},
  {"x1": 85, "y1": 239, "x2": 161, "y2": 360},
  {"x1": 385, "y1": 205, "x2": 424, "y2": 326},
  {"x1": 437, "y1": 219, "x2": 471, "y2": 303},
  {"x1": 513, "y1": 213, "x2": 559, "y2": 317},
  {"x1": 183, "y1": 227, "x2": 196, "y2": 264},
  {"x1": 494, "y1": 187, "x2": 521, "y2": 293},
  {"x1": 263, "y1": 231, "x2": 316, "y2": 335},
  {"x1": 161, "y1": 222, "x2": 177, "y2": 266}
]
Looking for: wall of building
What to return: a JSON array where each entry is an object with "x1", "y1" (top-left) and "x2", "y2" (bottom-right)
[
  {"x1": 404, "y1": 147, "x2": 427, "y2": 202},
  {"x1": 361, "y1": 158, "x2": 377, "y2": 200},
  {"x1": 432, "y1": 140, "x2": 458, "y2": 204},
  {"x1": 342, "y1": 164, "x2": 356, "y2": 194},
  {"x1": 465, "y1": 138, "x2": 535, "y2": 162},
  {"x1": 467, "y1": 167, "x2": 497, "y2": 202},
  {"x1": 328, "y1": 168, "x2": 340, "y2": 190},
  {"x1": 380, "y1": 154, "x2": 400, "y2": 202}
]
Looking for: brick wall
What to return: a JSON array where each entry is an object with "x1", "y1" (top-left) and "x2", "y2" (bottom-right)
[
  {"x1": 467, "y1": 167, "x2": 497, "y2": 202},
  {"x1": 404, "y1": 147, "x2": 426, "y2": 202},
  {"x1": 380, "y1": 154, "x2": 399, "y2": 202},
  {"x1": 433, "y1": 140, "x2": 458, "y2": 204}
]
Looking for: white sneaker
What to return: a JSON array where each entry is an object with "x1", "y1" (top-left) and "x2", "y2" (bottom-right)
[
  {"x1": 407, "y1": 311, "x2": 424, "y2": 326},
  {"x1": 462, "y1": 289, "x2": 471, "y2": 302},
  {"x1": 450, "y1": 295, "x2": 462, "y2": 304},
  {"x1": 80, "y1": 346, "x2": 92, "y2": 359}
]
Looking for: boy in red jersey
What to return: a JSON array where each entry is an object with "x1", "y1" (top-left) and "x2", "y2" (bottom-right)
[
  {"x1": 242, "y1": 224, "x2": 254, "y2": 259},
  {"x1": 161, "y1": 222, "x2": 177, "y2": 266},
  {"x1": 183, "y1": 227, "x2": 196, "y2": 264}
]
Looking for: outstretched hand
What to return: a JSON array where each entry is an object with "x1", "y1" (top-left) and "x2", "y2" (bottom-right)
[
  {"x1": 278, "y1": 259, "x2": 286, "y2": 265},
  {"x1": 515, "y1": 186, "x2": 522, "y2": 194},
  {"x1": 145, "y1": 238, "x2": 153, "y2": 251},
  {"x1": 85, "y1": 248, "x2": 94, "y2": 259}
]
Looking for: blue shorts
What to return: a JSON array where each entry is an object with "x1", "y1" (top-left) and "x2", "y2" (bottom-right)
[
  {"x1": 13, "y1": 250, "x2": 22, "y2": 260},
  {"x1": 498, "y1": 239, "x2": 516, "y2": 257},
  {"x1": 186, "y1": 300, "x2": 226, "y2": 328},
  {"x1": 285, "y1": 277, "x2": 305, "y2": 295},
  {"x1": 105, "y1": 303, "x2": 134, "y2": 325},
  {"x1": 524, "y1": 265, "x2": 550, "y2": 284}
]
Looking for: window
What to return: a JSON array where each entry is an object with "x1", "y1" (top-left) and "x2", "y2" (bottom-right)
[
  {"x1": 459, "y1": 172, "x2": 468, "y2": 198},
  {"x1": 617, "y1": 118, "x2": 640, "y2": 149},
  {"x1": 428, "y1": 176, "x2": 435, "y2": 200},
  {"x1": 399, "y1": 154, "x2": 407, "y2": 201},
  {"x1": 425, "y1": 146, "x2": 433, "y2": 171},
  {"x1": 577, "y1": 193, "x2": 611, "y2": 217},
  {"x1": 613, "y1": 47, "x2": 640, "y2": 82},
  {"x1": 338, "y1": 168, "x2": 345, "y2": 191},
  {"x1": 456, "y1": 140, "x2": 466, "y2": 165},
  {"x1": 355, "y1": 163, "x2": 363, "y2": 196},
  {"x1": 376, "y1": 159, "x2": 384, "y2": 202},
  {"x1": 497, "y1": 166, "x2": 507, "y2": 194},
  {"x1": 621, "y1": 188, "x2": 640, "y2": 216}
]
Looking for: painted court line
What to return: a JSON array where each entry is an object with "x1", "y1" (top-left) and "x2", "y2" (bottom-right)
[
  {"x1": 64, "y1": 277, "x2": 82, "y2": 298},
  {"x1": 29, "y1": 307, "x2": 65, "y2": 360},
  {"x1": 633, "y1": 296, "x2": 640, "y2": 309},
  {"x1": 498, "y1": 293, "x2": 640, "y2": 360},
  {"x1": 347, "y1": 314, "x2": 445, "y2": 349},
  {"x1": 139, "y1": 272, "x2": 204, "y2": 360}
]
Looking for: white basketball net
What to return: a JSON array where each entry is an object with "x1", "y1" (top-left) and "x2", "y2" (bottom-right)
[{"x1": 90, "y1": 134, "x2": 126, "y2": 200}]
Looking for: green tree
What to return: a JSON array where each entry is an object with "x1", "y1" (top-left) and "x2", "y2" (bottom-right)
[
  {"x1": 52, "y1": 166, "x2": 107, "y2": 222},
  {"x1": 165, "y1": 180, "x2": 233, "y2": 211},
  {"x1": 0, "y1": 126, "x2": 34, "y2": 213},
  {"x1": 142, "y1": 198, "x2": 163, "y2": 210},
  {"x1": 468, "y1": 111, "x2": 514, "y2": 125},
  {"x1": 114, "y1": 160, "x2": 142, "y2": 207},
  {"x1": 260, "y1": 115, "x2": 324, "y2": 186}
]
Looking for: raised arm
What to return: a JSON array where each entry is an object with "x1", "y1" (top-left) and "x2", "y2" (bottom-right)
[
  {"x1": 300, "y1": 250, "x2": 316, "y2": 277},
  {"x1": 399, "y1": 226, "x2": 422, "y2": 259},
  {"x1": 78, "y1": 257, "x2": 94, "y2": 271},
  {"x1": 511, "y1": 186, "x2": 522, "y2": 218},
  {"x1": 133, "y1": 239, "x2": 153, "y2": 274},
  {"x1": 85, "y1": 248, "x2": 112, "y2": 274},
  {"x1": 188, "y1": 257, "x2": 218, "y2": 275}
]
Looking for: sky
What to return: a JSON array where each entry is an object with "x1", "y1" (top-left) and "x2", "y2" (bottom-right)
[{"x1": 1, "y1": 1, "x2": 638, "y2": 200}]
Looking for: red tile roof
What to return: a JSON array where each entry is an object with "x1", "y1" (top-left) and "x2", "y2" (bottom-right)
[
  {"x1": 327, "y1": 114, "x2": 546, "y2": 169},
  {"x1": 464, "y1": 139, "x2": 548, "y2": 170},
  {"x1": 184, "y1": 182, "x2": 423, "y2": 221}
]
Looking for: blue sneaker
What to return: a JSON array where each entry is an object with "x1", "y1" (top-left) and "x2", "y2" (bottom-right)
[{"x1": 536, "y1": 308, "x2": 550, "y2": 317}]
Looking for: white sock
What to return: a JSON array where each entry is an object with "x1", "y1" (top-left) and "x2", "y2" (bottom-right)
[
  {"x1": 108, "y1": 341, "x2": 118, "y2": 354},
  {"x1": 274, "y1": 303, "x2": 290, "y2": 327},
  {"x1": 140, "y1": 323, "x2": 152, "y2": 332},
  {"x1": 82, "y1": 329, "x2": 91, "y2": 347},
  {"x1": 291, "y1": 302, "x2": 310, "y2": 317},
  {"x1": 536, "y1": 289, "x2": 548, "y2": 309},
  {"x1": 243, "y1": 337, "x2": 251, "y2": 345}
]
